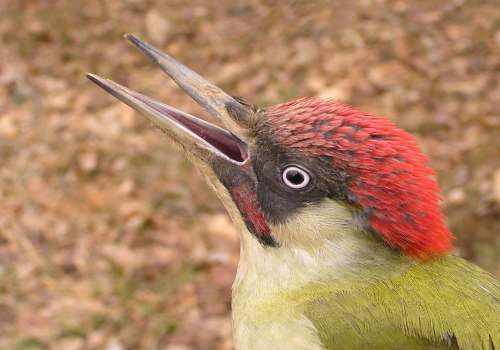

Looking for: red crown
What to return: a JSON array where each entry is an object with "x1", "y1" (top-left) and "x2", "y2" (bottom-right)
[{"x1": 267, "y1": 97, "x2": 453, "y2": 258}]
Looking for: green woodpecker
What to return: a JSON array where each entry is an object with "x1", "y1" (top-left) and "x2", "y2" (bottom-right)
[{"x1": 88, "y1": 35, "x2": 499, "y2": 350}]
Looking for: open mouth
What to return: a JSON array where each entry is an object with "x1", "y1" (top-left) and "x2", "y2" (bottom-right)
[
  {"x1": 87, "y1": 34, "x2": 255, "y2": 166},
  {"x1": 140, "y1": 96, "x2": 249, "y2": 163},
  {"x1": 87, "y1": 73, "x2": 249, "y2": 164}
]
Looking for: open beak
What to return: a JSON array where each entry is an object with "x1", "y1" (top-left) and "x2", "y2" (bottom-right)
[{"x1": 86, "y1": 34, "x2": 251, "y2": 165}]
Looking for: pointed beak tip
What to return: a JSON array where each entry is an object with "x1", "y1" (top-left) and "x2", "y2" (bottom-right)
[
  {"x1": 86, "y1": 72, "x2": 100, "y2": 85},
  {"x1": 86, "y1": 73, "x2": 108, "y2": 88},
  {"x1": 123, "y1": 33, "x2": 137, "y2": 43},
  {"x1": 123, "y1": 33, "x2": 161, "y2": 64},
  {"x1": 86, "y1": 73, "x2": 128, "y2": 102}
]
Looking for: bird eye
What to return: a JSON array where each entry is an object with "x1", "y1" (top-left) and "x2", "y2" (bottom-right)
[{"x1": 282, "y1": 166, "x2": 310, "y2": 189}]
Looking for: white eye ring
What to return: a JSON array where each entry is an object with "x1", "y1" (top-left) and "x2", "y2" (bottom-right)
[{"x1": 282, "y1": 166, "x2": 311, "y2": 189}]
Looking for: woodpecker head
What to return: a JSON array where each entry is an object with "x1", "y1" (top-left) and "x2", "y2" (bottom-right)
[{"x1": 88, "y1": 35, "x2": 452, "y2": 262}]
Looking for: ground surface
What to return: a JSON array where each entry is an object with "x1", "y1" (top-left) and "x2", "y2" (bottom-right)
[{"x1": 0, "y1": 1, "x2": 499, "y2": 349}]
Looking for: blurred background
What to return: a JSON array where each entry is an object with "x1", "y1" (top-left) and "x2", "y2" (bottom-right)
[{"x1": 1, "y1": 1, "x2": 499, "y2": 349}]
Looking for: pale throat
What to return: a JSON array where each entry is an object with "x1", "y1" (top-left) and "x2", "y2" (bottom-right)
[
  {"x1": 233, "y1": 198, "x2": 413, "y2": 302},
  {"x1": 203, "y1": 172, "x2": 411, "y2": 300}
]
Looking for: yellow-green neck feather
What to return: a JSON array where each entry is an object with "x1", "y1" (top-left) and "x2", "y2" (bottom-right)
[
  {"x1": 230, "y1": 199, "x2": 418, "y2": 350},
  {"x1": 234, "y1": 199, "x2": 413, "y2": 303},
  {"x1": 203, "y1": 171, "x2": 499, "y2": 350}
]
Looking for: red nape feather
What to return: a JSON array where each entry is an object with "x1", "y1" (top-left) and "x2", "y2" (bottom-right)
[{"x1": 266, "y1": 97, "x2": 453, "y2": 259}]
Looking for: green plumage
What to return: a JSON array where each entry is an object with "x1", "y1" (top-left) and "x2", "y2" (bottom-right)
[
  {"x1": 88, "y1": 34, "x2": 499, "y2": 350},
  {"x1": 264, "y1": 256, "x2": 499, "y2": 350}
]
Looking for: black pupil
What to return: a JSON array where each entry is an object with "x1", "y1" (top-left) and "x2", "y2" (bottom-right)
[{"x1": 287, "y1": 169, "x2": 304, "y2": 185}]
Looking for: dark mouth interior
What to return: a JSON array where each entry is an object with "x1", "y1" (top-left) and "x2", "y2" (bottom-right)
[{"x1": 141, "y1": 97, "x2": 248, "y2": 163}]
